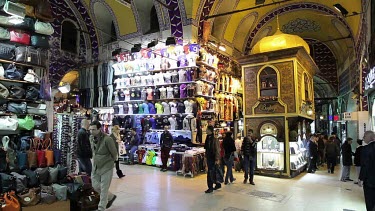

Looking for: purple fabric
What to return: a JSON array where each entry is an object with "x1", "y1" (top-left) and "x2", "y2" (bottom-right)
[
  {"x1": 148, "y1": 103, "x2": 156, "y2": 114},
  {"x1": 189, "y1": 44, "x2": 200, "y2": 54},
  {"x1": 179, "y1": 84, "x2": 187, "y2": 98},
  {"x1": 178, "y1": 55, "x2": 188, "y2": 67},
  {"x1": 186, "y1": 69, "x2": 193, "y2": 81},
  {"x1": 150, "y1": 118, "x2": 156, "y2": 129}
]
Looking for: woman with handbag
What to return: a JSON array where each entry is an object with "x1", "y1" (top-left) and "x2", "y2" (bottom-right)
[
  {"x1": 222, "y1": 131, "x2": 237, "y2": 185},
  {"x1": 110, "y1": 125, "x2": 125, "y2": 178}
]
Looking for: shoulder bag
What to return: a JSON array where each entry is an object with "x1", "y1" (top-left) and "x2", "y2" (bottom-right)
[
  {"x1": 27, "y1": 103, "x2": 46, "y2": 115},
  {"x1": 0, "y1": 64, "x2": 4, "y2": 78},
  {"x1": 15, "y1": 46, "x2": 40, "y2": 65},
  {"x1": 21, "y1": 169, "x2": 38, "y2": 188},
  {"x1": 0, "y1": 82, "x2": 9, "y2": 98},
  {"x1": 16, "y1": 17, "x2": 35, "y2": 31},
  {"x1": 2, "y1": 191, "x2": 21, "y2": 211},
  {"x1": 0, "y1": 116, "x2": 18, "y2": 131},
  {"x1": 16, "y1": 150, "x2": 27, "y2": 170},
  {"x1": 9, "y1": 30, "x2": 30, "y2": 45},
  {"x1": 18, "y1": 115, "x2": 35, "y2": 130},
  {"x1": 34, "y1": 115, "x2": 47, "y2": 131},
  {"x1": 0, "y1": 173, "x2": 17, "y2": 193},
  {"x1": 35, "y1": 0, "x2": 53, "y2": 22},
  {"x1": 7, "y1": 147, "x2": 18, "y2": 171},
  {"x1": 0, "y1": 26, "x2": 10, "y2": 40},
  {"x1": 23, "y1": 69, "x2": 40, "y2": 83},
  {"x1": 26, "y1": 139, "x2": 37, "y2": 169},
  {"x1": 34, "y1": 20, "x2": 54, "y2": 35},
  {"x1": 35, "y1": 139, "x2": 46, "y2": 168},
  {"x1": 10, "y1": 172, "x2": 27, "y2": 193},
  {"x1": 35, "y1": 167, "x2": 49, "y2": 185},
  {"x1": 44, "y1": 138, "x2": 53, "y2": 167},
  {"x1": 5, "y1": 64, "x2": 23, "y2": 80},
  {"x1": 48, "y1": 166, "x2": 58, "y2": 184},
  {"x1": 0, "y1": 148, "x2": 7, "y2": 172},
  {"x1": 7, "y1": 102, "x2": 27, "y2": 114},
  {"x1": 77, "y1": 186, "x2": 100, "y2": 210},
  {"x1": 0, "y1": 15, "x2": 11, "y2": 26},
  {"x1": 25, "y1": 86, "x2": 39, "y2": 100},
  {"x1": 0, "y1": 42, "x2": 15, "y2": 60},
  {"x1": 30, "y1": 34, "x2": 49, "y2": 48},
  {"x1": 3, "y1": 1, "x2": 25, "y2": 18},
  {"x1": 9, "y1": 85, "x2": 25, "y2": 99},
  {"x1": 57, "y1": 164, "x2": 67, "y2": 182},
  {"x1": 41, "y1": 185, "x2": 56, "y2": 204},
  {"x1": 51, "y1": 183, "x2": 67, "y2": 201},
  {"x1": 17, "y1": 187, "x2": 40, "y2": 206}
]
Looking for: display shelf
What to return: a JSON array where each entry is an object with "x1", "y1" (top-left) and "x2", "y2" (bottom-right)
[
  {"x1": 0, "y1": 58, "x2": 46, "y2": 69},
  {"x1": 257, "y1": 151, "x2": 284, "y2": 154},
  {"x1": 195, "y1": 94, "x2": 215, "y2": 98},
  {"x1": 114, "y1": 113, "x2": 193, "y2": 116},
  {"x1": 196, "y1": 61, "x2": 216, "y2": 70},
  {"x1": 114, "y1": 100, "x2": 145, "y2": 103},
  {"x1": 0, "y1": 77, "x2": 40, "y2": 85},
  {"x1": 150, "y1": 129, "x2": 192, "y2": 132},
  {"x1": 5, "y1": 98, "x2": 44, "y2": 103},
  {"x1": 114, "y1": 65, "x2": 198, "y2": 76},
  {"x1": 260, "y1": 87, "x2": 277, "y2": 90},
  {"x1": 114, "y1": 97, "x2": 195, "y2": 103},
  {"x1": 115, "y1": 81, "x2": 195, "y2": 90},
  {"x1": 195, "y1": 78, "x2": 216, "y2": 85}
]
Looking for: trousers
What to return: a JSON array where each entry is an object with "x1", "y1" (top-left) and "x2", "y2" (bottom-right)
[
  {"x1": 107, "y1": 85, "x2": 113, "y2": 107},
  {"x1": 364, "y1": 185, "x2": 375, "y2": 211},
  {"x1": 128, "y1": 145, "x2": 138, "y2": 163},
  {"x1": 326, "y1": 156, "x2": 336, "y2": 173},
  {"x1": 77, "y1": 157, "x2": 92, "y2": 176},
  {"x1": 161, "y1": 147, "x2": 171, "y2": 169},
  {"x1": 340, "y1": 165, "x2": 351, "y2": 181},
  {"x1": 98, "y1": 87, "x2": 103, "y2": 107},
  {"x1": 92, "y1": 169, "x2": 115, "y2": 211},
  {"x1": 224, "y1": 155, "x2": 234, "y2": 183},
  {"x1": 308, "y1": 156, "x2": 317, "y2": 172},
  {"x1": 206, "y1": 159, "x2": 218, "y2": 190},
  {"x1": 243, "y1": 155, "x2": 255, "y2": 182}
]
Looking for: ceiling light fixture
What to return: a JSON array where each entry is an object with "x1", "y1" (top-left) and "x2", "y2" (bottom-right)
[
  {"x1": 219, "y1": 45, "x2": 226, "y2": 51},
  {"x1": 58, "y1": 82, "x2": 71, "y2": 94},
  {"x1": 255, "y1": 0, "x2": 265, "y2": 5},
  {"x1": 333, "y1": 4, "x2": 348, "y2": 16},
  {"x1": 130, "y1": 44, "x2": 141, "y2": 53}
]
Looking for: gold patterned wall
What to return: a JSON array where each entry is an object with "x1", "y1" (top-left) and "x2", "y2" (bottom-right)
[
  {"x1": 245, "y1": 117, "x2": 285, "y2": 139},
  {"x1": 297, "y1": 63, "x2": 304, "y2": 112},
  {"x1": 274, "y1": 62, "x2": 295, "y2": 113},
  {"x1": 244, "y1": 66, "x2": 262, "y2": 115}
]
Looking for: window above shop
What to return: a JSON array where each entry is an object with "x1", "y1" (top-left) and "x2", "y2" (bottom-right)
[
  {"x1": 259, "y1": 67, "x2": 278, "y2": 101},
  {"x1": 61, "y1": 20, "x2": 79, "y2": 54}
]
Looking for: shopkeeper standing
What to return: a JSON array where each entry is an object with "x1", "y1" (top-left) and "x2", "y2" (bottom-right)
[
  {"x1": 89, "y1": 121, "x2": 117, "y2": 210},
  {"x1": 160, "y1": 126, "x2": 173, "y2": 172},
  {"x1": 204, "y1": 125, "x2": 221, "y2": 193},
  {"x1": 77, "y1": 119, "x2": 92, "y2": 176}
]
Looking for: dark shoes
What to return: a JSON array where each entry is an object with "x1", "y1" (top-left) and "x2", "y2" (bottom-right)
[
  {"x1": 106, "y1": 195, "x2": 117, "y2": 209},
  {"x1": 160, "y1": 168, "x2": 168, "y2": 172},
  {"x1": 231, "y1": 178, "x2": 236, "y2": 183},
  {"x1": 214, "y1": 184, "x2": 222, "y2": 190},
  {"x1": 116, "y1": 170, "x2": 125, "y2": 178},
  {"x1": 205, "y1": 189, "x2": 213, "y2": 193},
  {"x1": 243, "y1": 179, "x2": 247, "y2": 184},
  {"x1": 250, "y1": 181, "x2": 255, "y2": 185},
  {"x1": 346, "y1": 178, "x2": 353, "y2": 181}
]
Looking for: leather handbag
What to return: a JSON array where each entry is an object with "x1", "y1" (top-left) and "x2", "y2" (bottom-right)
[
  {"x1": 0, "y1": 42, "x2": 15, "y2": 60},
  {"x1": 0, "y1": 64, "x2": 4, "y2": 78},
  {"x1": 0, "y1": 15, "x2": 11, "y2": 26},
  {"x1": 3, "y1": 1, "x2": 25, "y2": 18},
  {"x1": 24, "y1": 4, "x2": 35, "y2": 17},
  {"x1": 5, "y1": 64, "x2": 23, "y2": 80},
  {"x1": 51, "y1": 184, "x2": 67, "y2": 201},
  {"x1": 0, "y1": 116, "x2": 18, "y2": 131},
  {"x1": 7, "y1": 148, "x2": 18, "y2": 171},
  {"x1": 16, "y1": 17, "x2": 35, "y2": 31},
  {"x1": 20, "y1": 136, "x2": 31, "y2": 150},
  {"x1": 21, "y1": 169, "x2": 38, "y2": 187},
  {"x1": 57, "y1": 164, "x2": 67, "y2": 182},
  {"x1": 15, "y1": 46, "x2": 40, "y2": 65},
  {"x1": 27, "y1": 103, "x2": 46, "y2": 115},
  {"x1": 7, "y1": 102, "x2": 27, "y2": 114},
  {"x1": 35, "y1": 167, "x2": 48, "y2": 185},
  {"x1": 0, "y1": 173, "x2": 17, "y2": 193},
  {"x1": 9, "y1": 30, "x2": 30, "y2": 45},
  {"x1": 30, "y1": 34, "x2": 49, "y2": 48},
  {"x1": 0, "y1": 148, "x2": 7, "y2": 172},
  {"x1": 26, "y1": 139, "x2": 37, "y2": 169},
  {"x1": 44, "y1": 139, "x2": 53, "y2": 167},
  {"x1": 34, "y1": 115, "x2": 47, "y2": 131},
  {"x1": 41, "y1": 188, "x2": 56, "y2": 204},
  {"x1": 48, "y1": 166, "x2": 58, "y2": 184},
  {"x1": 53, "y1": 148, "x2": 61, "y2": 165},
  {"x1": 9, "y1": 85, "x2": 25, "y2": 99},
  {"x1": 0, "y1": 82, "x2": 9, "y2": 98},
  {"x1": 0, "y1": 26, "x2": 10, "y2": 40},
  {"x1": 17, "y1": 187, "x2": 40, "y2": 206},
  {"x1": 77, "y1": 186, "x2": 100, "y2": 210},
  {"x1": 35, "y1": 0, "x2": 53, "y2": 22},
  {"x1": 36, "y1": 139, "x2": 46, "y2": 168},
  {"x1": 25, "y1": 86, "x2": 39, "y2": 100},
  {"x1": 39, "y1": 49, "x2": 48, "y2": 66},
  {"x1": 23, "y1": 69, "x2": 39, "y2": 83},
  {"x1": 16, "y1": 151, "x2": 27, "y2": 170},
  {"x1": 2, "y1": 191, "x2": 21, "y2": 211},
  {"x1": 10, "y1": 172, "x2": 27, "y2": 193},
  {"x1": 18, "y1": 115, "x2": 35, "y2": 130},
  {"x1": 34, "y1": 20, "x2": 54, "y2": 35}
]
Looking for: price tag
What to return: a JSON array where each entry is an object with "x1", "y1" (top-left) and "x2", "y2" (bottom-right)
[
  {"x1": 89, "y1": 196, "x2": 92, "y2": 201},
  {"x1": 27, "y1": 56, "x2": 31, "y2": 62}
]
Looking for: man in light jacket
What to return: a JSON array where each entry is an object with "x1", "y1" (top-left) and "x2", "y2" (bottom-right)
[{"x1": 89, "y1": 121, "x2": 118, "y2": 210}]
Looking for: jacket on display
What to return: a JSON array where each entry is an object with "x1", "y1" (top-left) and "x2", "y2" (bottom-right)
[
  {"x1": 90, "y1": 132, "x2": 118, "y2": 176},
  {"x1": 160, "y1": 131, "x2": 173, "y2": 148},
  {"x1": 77, "y1": 128, "x2": 92, "y2": 159},
  {"x1": 341, "y1": 142, "x2": 353, "y2": 166}
]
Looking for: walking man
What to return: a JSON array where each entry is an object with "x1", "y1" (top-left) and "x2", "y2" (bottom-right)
[
  {"x1": 77, "y1": 119, "x2": 92, "y2": 176},
  {"x1": 89, "y1": 121, "x2": 117, "y2": 210},
  {"x1": 204, "y1": 125, "x2": 221, "y2": 193},
  {"x1": 160, "y1": 126, "x2": 173, "y2": 172},
  {"x1": 340, "y1": 138, "x2": 353, "y2": 182},
  {"x1": 360, "y1": 131, "x2": 375, "y2": 211},
  {"x1": 241, "y1": 129, "x2": 257, "y2": 185}
]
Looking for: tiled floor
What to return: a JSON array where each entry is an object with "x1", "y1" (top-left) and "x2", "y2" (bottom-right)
[{"x1": 108, "y1": 164, "x2": 366, "y2": 211}]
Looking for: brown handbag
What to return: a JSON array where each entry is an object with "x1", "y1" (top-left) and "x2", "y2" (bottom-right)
[
  {"x1": 27, "y1": 139, "x2": 37, "y2": 169},
  {"x1": 17, "y1": 188, "x2": 40, "y2": 207},
  {"x1": 34, "y1": 0, "x2": 53, "y2": 22},
  {"x1": 3, "y1": 191, "x2": 21, "y2": 211},
  {"x1": 44, "y1": 138, "x2": 54, "y2": 167},
  {"x1": 24, "y1": 5, "x2": 35, "y2": 18}
]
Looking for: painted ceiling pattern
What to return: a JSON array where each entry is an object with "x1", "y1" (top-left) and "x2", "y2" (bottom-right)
[{"x1": 282, "y1": 18, "x2": 321, "y2": 34}]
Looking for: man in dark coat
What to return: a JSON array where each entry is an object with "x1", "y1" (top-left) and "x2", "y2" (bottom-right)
[
  {"x1": 204, "y1": 125, "x2": 221, "y2": 193},
  {"x1": 77, "y1": 119, "x2": 92, "y2": 176},
  {"x1": 360, "y1": 131, "x2": 375, "y2": 211},
  {"x1": 160, "y1": 126, "x2": 173, "y2": 172},
  {"x1": 241, "y1": 129, "x2": 257, "y2": 185},
  {"x1": 340, "y1": 138, "x2": 353, "y2": 182},
  {"x1": 307, "y1": 134, "x2": 318, "y2": 173}
]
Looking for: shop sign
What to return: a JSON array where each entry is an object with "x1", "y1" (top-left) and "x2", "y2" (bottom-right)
[
  {"x1": 259, "y1": 103, "x2": 276, "y2": 113},
  {"x1": 365, "y1": 67, "x2": 375, "y2": 90},
  {"x1": 343, "y1": 112, "x2": 352, "y2": 120}
]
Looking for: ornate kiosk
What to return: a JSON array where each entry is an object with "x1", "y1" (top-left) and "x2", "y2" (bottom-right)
[{"x1": 238, "y1": 29, "x2": 319, "y2": 177}]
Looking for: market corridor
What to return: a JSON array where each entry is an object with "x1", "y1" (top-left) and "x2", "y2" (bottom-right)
[{"x1": 106, "y1": 164, "x2": 365, "y2": 211}]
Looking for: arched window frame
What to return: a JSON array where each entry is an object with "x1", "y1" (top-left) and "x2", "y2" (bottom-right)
[
  {"x1": 303, "y1": 73, "x2": 312, "y2": 101},
  {"x1": 258, "y1": 66, "x2": 279, "y2": 101},
  {"x1": 60, "y1": 19, "x2": 80, "y2": 54}
]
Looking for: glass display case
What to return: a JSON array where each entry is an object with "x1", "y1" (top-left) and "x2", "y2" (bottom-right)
[
  {"x1": 256, "y1": 122, "x2": 284, "y2": 171},
  {"x1": 289, "y1": 137, "x2": 307, "y2": 170}
]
